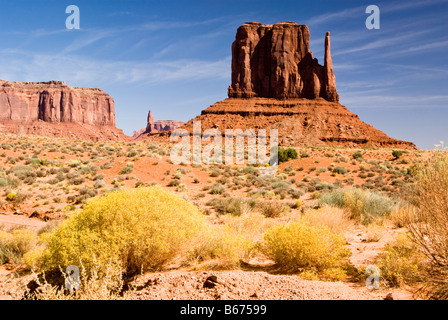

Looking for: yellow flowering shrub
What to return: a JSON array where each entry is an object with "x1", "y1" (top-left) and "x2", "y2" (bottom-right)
[
  {"x1": 39, "y1": 186, "x2": 206, "y2": 275},
  {"x1": 262, "y1": 221, "x2": 351, "y2": 280}
]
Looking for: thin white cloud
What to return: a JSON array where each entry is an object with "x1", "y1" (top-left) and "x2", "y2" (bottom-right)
[
  {"x1": 382, "y1": 0, "x2": 448, "y2": 12},
  {"x1": 333, "y1": 29, "x2": 438, "y2": 56},
  {"x1": 392, "y1": 39, "x2": 448, "y2": 54},
  {"x1": 341, "y1": 94, "x2": 448, "y2": 108},
  {"x1": 0, "y1": 49, "x2": 230, "y2": 87},
  {"x1": 305, "y1": 6, "x2": 365, "y2": 26}
]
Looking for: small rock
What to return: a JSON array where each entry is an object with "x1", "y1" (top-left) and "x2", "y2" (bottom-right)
[
  {"x1": 206, "y1": 275, "x2": 218, "y2": 283},
  {"x1": 384, "y1": 293, "x2": 394, "y2": 300},
  {"x1": 250, "y1": 292, "x2": 258, "y2": 298},
  {"x1": 203, "y1": 275, "x2": 219, "y2": 288},
  {"x1": 203, "y1": 280, "x2": 216, "y2": 289}
]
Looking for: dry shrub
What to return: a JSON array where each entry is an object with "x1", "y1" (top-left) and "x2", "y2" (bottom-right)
[
  {"x1": 376, "y1": 234, "x2": 427, "y2": 288},
  {"x1": 0, "y1": 228, "x2": 39, "y2": 265},
  {"x1": 261, "y1": 221, "x2": 351, "y2": 281},
  {"x1": 407, "y1": 150, "x2": 448, "y2": 299},
  {"x1": 300, "y1": 206, "x2": 353, "y2": 236},
  {"x1": 208, "y1": 197, "x2": 257, "y2": 216},
  {"x1": 24, "y1": 260, "x2": 125, "y2": 300},
  {"x1": 257, "y1": 200, "x2": 290, "y2": 218},
  {"x1": 318, "y1": 188, "x2": 396, "y2": 225},
  {"x1": 390, "y1": 204, "x2": 416, "y2": 228}
]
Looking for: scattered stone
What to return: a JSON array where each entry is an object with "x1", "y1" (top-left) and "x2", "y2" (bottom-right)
[
  {"x1": 203, "y1": 275, "x2": 219, "y2": 288},
  {"x1": 384, "y1": 293, "x2": 394, "y2": 300}
]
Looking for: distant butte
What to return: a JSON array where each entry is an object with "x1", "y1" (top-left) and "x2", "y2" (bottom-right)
[
  {"x1": 0, "y1": 80, "x2": 128, "y2": 141},
  {"x1": 133, "y1": 109, "x2": 184, "y2": 138},
  {"x1": 183, "y1": 22, "x2": 417, "y2": 149}
]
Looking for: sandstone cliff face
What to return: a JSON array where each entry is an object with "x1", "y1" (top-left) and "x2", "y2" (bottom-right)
[
  {"x1": 228, "y1": 22, "x2": 339, "y2": 102},
  {"x1": 0, "y1": 80, "x2": 127, "y2": 141},
  {"x1": 0, "y1": 80, "x2": 115, "y2": 126}
]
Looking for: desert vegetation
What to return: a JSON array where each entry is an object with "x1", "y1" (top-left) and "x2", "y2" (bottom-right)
[{"x1": 0, "y1": 132, "x2": 446, "y2": 300}]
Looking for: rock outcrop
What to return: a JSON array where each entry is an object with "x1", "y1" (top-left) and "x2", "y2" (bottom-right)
[
  {"x1": 182, "y1": 22, "x2": 416, "y2": 150},
  {"x1": 153, "y1": 120, "x2": 184, "y2": 132},
  {"x1": 0, "y1": 80, "x2": 127, "y2": 141},
  {"x1": 133, "y1": 109, "x2": 184, "y2": 138},
  {"x1": 228, "y1": 22, "x2": 338, "y2": 102}
]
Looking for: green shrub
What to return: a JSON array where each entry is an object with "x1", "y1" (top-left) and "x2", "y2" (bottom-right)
[
  {"x1": 210, "y1": 183, "x2": 226, "y2": 195},
  {"x1": 37, "y1": 186, "x2": 206, "y2": 276},
  {"x1": 392, "y1": 150, "x2": 403, "y2": 160},
  {"x1": 119, "y1": 166, "x2": 133, "y2": 175},
  {"x1": 332, "y1": 166, "x2": 348, "y2": 174},
  {"x1": 318, "y1": 188, "x2": 396, "y2": 224},
  {"x1": 262, "y1": 221, "x2": 351, "y2": 279},
  {"x1": 277, "y1": 147, "x2": 299, "y2": 163},
  {"x1": 353, "y1": 151, "x2": 363, "y2": 159},
  {"x1": 94, "y1": 180, "x2": 106, "y2": 189}
]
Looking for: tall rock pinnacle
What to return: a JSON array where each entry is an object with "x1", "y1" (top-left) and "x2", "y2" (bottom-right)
[
  {"x1": 324, "y1": 32, "x2": 339, "y2": 102},
  {"x1": 228, "y1": 22, "x2": 339, "y2": 102},
  {"x1": 146, "y1": 109, "x2": 155, "y2": 133}
]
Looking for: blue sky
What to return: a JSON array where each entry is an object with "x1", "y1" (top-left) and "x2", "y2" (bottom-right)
[{"x1": 0, "y1": 0, "x2": 446, "y2": 149}]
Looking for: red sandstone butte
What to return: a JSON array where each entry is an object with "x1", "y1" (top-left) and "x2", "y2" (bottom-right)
[
  {"x1": 183, "y1": 22, "x2": 417, "y2": 149},
  {"x1": 0, "y1": 80, "x2": 128, "y2": 141}
]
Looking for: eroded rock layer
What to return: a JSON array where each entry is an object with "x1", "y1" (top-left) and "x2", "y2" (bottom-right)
[{"x1": 183, "y1": 98, "x2": 416, "y2": 149}]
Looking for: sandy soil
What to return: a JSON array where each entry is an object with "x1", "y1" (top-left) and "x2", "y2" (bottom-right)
[{"x1": 126, "y1": 270, "x2": 414, "y2": 300}]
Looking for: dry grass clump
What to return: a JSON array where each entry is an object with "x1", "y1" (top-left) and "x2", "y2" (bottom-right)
[
  {"x1": 188, "y1": 212, "x2": 278, "y2": 269},
  {"x1": 364, "y1": 223, "x2": 387, "y2": 242},
  {"x1": 390, "y1": 204, "x2": 416, "y2": 228},
  {"x1": 407, "y1": 149, "x2": 448, "y2": 299},
  {"x1": 299, "y1": 206, "x2": 353, "y2": 236},
  {"x1": 187, "y1": 225, "x2": 252, "y2": 269},
  {"x1": 0, "y1": 228, "x2": 39, "y2": 265},
  {"x1": 219, "y1": 212, "x2": 279, "y2": 243}
]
